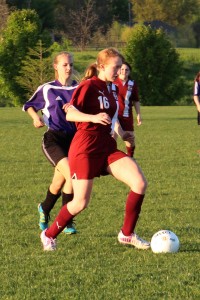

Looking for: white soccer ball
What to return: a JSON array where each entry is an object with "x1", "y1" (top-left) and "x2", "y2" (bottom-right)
[{"x1": 151, "y1": 230, "x2": 180, "y2": 253}]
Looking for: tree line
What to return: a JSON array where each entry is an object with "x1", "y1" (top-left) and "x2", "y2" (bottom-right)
[
  {"x1": 0, "y1": 0, "x2": 198, "y2": 106},
  {"x1": 2, "y1": 0, "x2": 200, "y2": 48}
]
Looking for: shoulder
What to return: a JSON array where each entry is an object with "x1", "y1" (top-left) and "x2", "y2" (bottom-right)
[
  {"x1": 36, "y1": 81, "x2": 56, "y2": 92},
  {"x1": 77, "y1": 78, "x2": 94, "y2": 91}
]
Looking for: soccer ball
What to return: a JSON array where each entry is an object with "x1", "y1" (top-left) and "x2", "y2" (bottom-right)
[{"x1": 151, "y1": 230, "x2": 180, "y2": 253}]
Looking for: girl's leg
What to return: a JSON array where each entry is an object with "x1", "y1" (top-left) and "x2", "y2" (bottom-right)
[
  {"x1": 45, "y1": 179, "x2": 93, "y2": 239},
  {"x1": 55, "y1": 157, "x2": 77, "y2": 234},
  {"x1": 107, "y1": 156, "x2": 147, "y2": 194},
  {"x1": 38, "y1": 168, "x2": 65, "y2": 230},
  {"x1": 39, "y1": 158, "x2": 74, "y2": 233},
  {"x1": 107, "y1": 156, "x2": 147, "y2": 233},
  {"x1": 107, "y1": 157, "x2": 150, "y2": 249},
  {"x1": 56, "y1": 157, "x2": 73, "y2": 194},
  {"x1": 124, "y1": 131, "x2": 135, "y2": 157},
  {"x1": 41, "y1": 168, "x2": 65, "y2": 212}
]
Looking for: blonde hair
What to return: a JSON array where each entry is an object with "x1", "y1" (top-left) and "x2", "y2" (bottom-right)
[
  {"x1": 82, "y1": 48, "x2": 124, "y2": 81},
  {"x1": 82, "y1": 63, "x2": 98, "y2": 80},
  {"x1": 53, "y1": 51, "x2": 73, "y2": 80}
]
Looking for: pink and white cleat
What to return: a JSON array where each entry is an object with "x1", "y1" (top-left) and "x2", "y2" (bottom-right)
[
  {"x1": 40, "y1": 229, "x2": 56, "y2": 251},
  {"x1": 118, "y1": 230, "x2": 150, "y2": 250}
]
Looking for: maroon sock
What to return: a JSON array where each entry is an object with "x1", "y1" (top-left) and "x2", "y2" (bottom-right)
[
  {"x1": 45, "y1": 205, "x2": 74, "y2": 239},
  {"x1": 121, "y1": 191, "x2": 144, "y2": 236},
  {"x1": 126, "y1": 146, "x2": 135, "y2": 157}
]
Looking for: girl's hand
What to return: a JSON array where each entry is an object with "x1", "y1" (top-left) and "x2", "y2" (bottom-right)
[
  {"x1": 63, "y1": 103, "x2": 71, "y2": 113},
  {"x1": 33, "y1": 117, "x2": 45, "y2": 128},
  {"x1": 137, "y1": 114, "x2": 142, "y2": 126},
  {"x1": 91, "y1": 112, "x2": 111, "y2": 125}
]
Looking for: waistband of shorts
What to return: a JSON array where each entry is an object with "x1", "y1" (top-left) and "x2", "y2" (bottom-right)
[
  {"x1": 78, "y1": 129, "x2": 112, "y2": 136},
  {"x1": 47, "y1": 128, "x2": 74, "y2": 136}
]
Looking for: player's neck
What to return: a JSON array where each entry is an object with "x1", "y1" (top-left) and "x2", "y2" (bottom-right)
[{"x1": 59, "y1": 77, "x2": 73, "y2": 86}]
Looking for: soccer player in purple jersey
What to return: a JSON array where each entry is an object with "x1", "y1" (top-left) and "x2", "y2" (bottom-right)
[
  {"x1": 23, "y1": 52, "x2": 78, "y2": 234},
  {"x1": 193, "y1": 71, "x2": 200, "y2": 126},
  {"x1": 40, "y1": 48, "x2": 150, "y2": 251}
]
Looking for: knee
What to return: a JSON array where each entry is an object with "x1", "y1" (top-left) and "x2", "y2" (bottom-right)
[
  {"x1": 141, "y1": 177, "x2": 148, "y2": 192},
  {"x1": 68, "y1": 197, "x2": 89, "y2": 215},
  {"x1": 77, "y1": 200, "x2": 88, "y2": 212},
  {"x1": 131, "y1": 176, "x2": 148, "y2": 194},
  {"x1": 50, "y1": 181, "x2": 64, "y2": 194}
]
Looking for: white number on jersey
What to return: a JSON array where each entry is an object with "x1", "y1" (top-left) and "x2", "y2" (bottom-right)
[{"x1": 98, "y1": 96, "x2": 110, "y2": 109}]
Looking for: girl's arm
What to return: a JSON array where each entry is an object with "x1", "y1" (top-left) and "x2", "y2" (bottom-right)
[
  {"x1": 65, "y1": 105, "x2": 111, "y2": 125},
  {"x1": 114, "y1": 119, "x2": 134, "y2": 144},
  {"x1": 134, "y1": 101, "x2": 142, "y2": 126},
  {"x1": 193, "y1": 95, "x2": 200, "y2": 112},
  {"x1": 27, "y1": 107, "x2": 45, "y2": 128}
]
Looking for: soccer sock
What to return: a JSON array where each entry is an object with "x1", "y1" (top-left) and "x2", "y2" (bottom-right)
[
  {"x1": 41, "y1": 188, "x2": 61, "y2": 215},
  {"x1": 126, "y1": 146, "x2": 135, "y2": 157},
  {"x1": 62, "y1": 192, "x2": 73, "y2": 206},
  {"x1": 121, "y1": 191, "x2": 144, "y2": 236},
  {"x1": 45, "y1": 205, "x2": 74, "y2": 239}
]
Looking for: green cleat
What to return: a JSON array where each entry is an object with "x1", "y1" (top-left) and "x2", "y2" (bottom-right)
[
  {"x1": 38, "y1": 204, "x2": 49, "y2": 231},
  {"x1": 63, "y1": 220, "x2": 77, "y2": 235}
]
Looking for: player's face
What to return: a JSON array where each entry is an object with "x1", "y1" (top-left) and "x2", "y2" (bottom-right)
[
  {"x1": 54, "y1": 55, "x2": 74, "y2": 81},
  {"x1": 118, "y1": 64, "x2": 130, "y2": 81},
  {"x1": 100, "y1": 56, "x2": 122, "y2": 82}
]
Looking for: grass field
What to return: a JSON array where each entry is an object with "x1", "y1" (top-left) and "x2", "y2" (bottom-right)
[{"x1": 0, "y1": 106, "x2": 200, "y2": 300}]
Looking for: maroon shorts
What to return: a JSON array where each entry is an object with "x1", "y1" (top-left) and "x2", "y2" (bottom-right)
[
  {"x1": 118, "y1": 115, "x2": 134, "y2": 131},
  {"x1": 68, "y1": 130, "x2": 127, "y2": 179}
]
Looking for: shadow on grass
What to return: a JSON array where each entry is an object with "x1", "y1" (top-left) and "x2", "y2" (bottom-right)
[{"x1": 179, "y1": 243, "x2": 200, "y2": 252}]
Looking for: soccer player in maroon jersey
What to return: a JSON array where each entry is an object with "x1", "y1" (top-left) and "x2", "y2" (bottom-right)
[
  {"x1": 23, "y1": 52, "x2": 78, "y2": 234},
  {"x1": 193, "y1": 71, "x2": 200, "y2": 125},
  {"x1": 114, "y1": 62, "x2": 142, "y2": 157},
  {"x1": 40, "y1": 48, "x2": 150, "y2": 251}
]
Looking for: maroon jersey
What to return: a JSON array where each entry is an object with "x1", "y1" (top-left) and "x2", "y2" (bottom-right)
[
  {"x1": 114, "y1": 78, "x2": 139, "y2": 118},
  {"x1": 70, "y1": 76, "x2": 119, "y2": 134},
  {"x1": 68, "y1": 76, "x2": 127, "y2": 179},
  {"x1": 114, "y1": 78, "x2": 139, "y2": 131}
]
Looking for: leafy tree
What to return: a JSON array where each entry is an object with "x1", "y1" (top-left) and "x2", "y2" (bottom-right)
[
  {"x1": 124, "y1": 25, "x2": 186, "y2": 105},
  {"x1": 0, "y1": 9, "x2": 52, "y2": 106},
  {"x1": 15, "y1": 40, "x2": 53, "y2": 101},
  {"x1": 6, "y1": 0, "x2": 58, "y2": 30},
  {"x1": 55, "y1": 0, "x2": 129, "y2": 37},
  {"x1": 16, "y1": 38, "x2": 76, "y2": 103},
  {"x1": 132, "y1": 0, "x2": 199, "y2": 26},
  {"x1": 192, "y1": 18, "x2": 200, "y2": 47}
]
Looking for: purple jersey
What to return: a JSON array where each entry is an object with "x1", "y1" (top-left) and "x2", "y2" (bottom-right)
[
  {"x1": 194, "y1": 81, "x2": 200, "y2": 96},
  {"x1": 23, "y1": 80, "x2": 78, "y2": 133}
]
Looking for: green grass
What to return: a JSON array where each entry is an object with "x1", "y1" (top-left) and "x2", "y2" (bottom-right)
[
  {"x1": 177, "y1": 48, "x2": 200, "y2": 64},
  {"x1": 73, "y1": 51, "x2": 99, "y2": 75},
  {"x1": 0, "y1": 107, "x2": 200, "y2": 299}
]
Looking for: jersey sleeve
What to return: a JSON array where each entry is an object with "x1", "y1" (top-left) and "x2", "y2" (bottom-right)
[
  {"x1": 70, "y1": 80, "x2": 91, "y2": 111},
  {"x1": 194, "y1": 81, "x2": 199, "y2": 96},
  {"x1": 22, "y1": 85, "x2": 45, "y2": 112}
]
